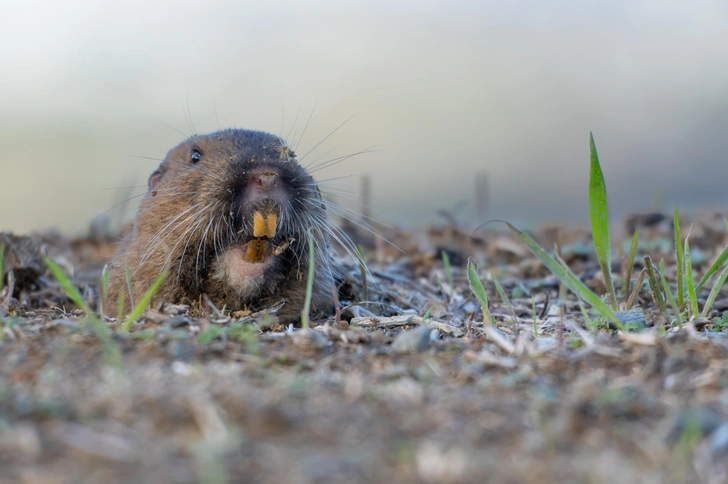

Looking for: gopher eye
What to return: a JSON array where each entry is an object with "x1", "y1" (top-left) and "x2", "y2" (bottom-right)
[{"x1": 190, "y1": 149, "x2": 202, "y2": 164}]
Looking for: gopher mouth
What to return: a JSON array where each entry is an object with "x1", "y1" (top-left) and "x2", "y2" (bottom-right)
[{"x1": 240, "y1": 205, "x2": 293, "y2": 263}]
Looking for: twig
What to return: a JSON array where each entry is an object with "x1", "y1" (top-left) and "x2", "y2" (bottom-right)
[
  {"x1": 3, "y1": 270, "x2": 15, "y2": 308},
  {"x1": 483, "y1": 327, "x2": 516, "y2": 354},
  {"x1": 332, "y1": 284, "x2": 342, "y2": 327},
  {"x1": 626, "y1": 268, "x2": 646, "y2": 310}
]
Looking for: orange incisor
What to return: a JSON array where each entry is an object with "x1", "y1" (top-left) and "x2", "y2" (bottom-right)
[
  {"x1": 245, "y1": 208, "x2": 279, "y2": 262},
  {"x1": 253, "y1": 210, "x2": 278, "y2": 238},
  {"x1": 244, "y1": 239, "x2": 269, "y2": 263}
]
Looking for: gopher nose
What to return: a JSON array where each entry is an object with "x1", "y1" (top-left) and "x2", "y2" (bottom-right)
[{"x1": 253, "y1": 172, "x2": 279, "y2": 190}]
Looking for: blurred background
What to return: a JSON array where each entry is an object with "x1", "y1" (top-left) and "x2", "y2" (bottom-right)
[{"x1": 2, "y1": 0, "x2": 727, "y2": 235}]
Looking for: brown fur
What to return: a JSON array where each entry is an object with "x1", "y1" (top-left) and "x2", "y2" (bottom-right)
[{"x1": 108, "y1": 129, "x2": 340, "y2": 323}]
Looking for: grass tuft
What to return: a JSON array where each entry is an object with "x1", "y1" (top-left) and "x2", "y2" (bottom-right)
[
  {"x1": 674, "y1": 207, "x2": 684, "y2": 309},
  {"x1": 711, "y1": 312, "x2": 728, "y2": 331},
  {"x1": 695, "y1": 244, "x2": 728, "y2": 292},
  {"x1": 422, "y1": 306, "x2": 433, "y2": 322},
  {"x1": 467, "y1": 257, "x2": 492, "y2": 327},
  {"x1": 578, "y1": 300, "x2": 595, "y2": 330},
  {"x1": 301, "y1": 236, "x2": 316, "y2": 329},
  {"x1": 44, "y1": 256, "x2": 121, "y2": 366},
  {"x1": 503, "y1": 221, "x2": 624, "y2": 330},
  {"x1": 492, "y1": 270, "x2": 519, "y2": 324},
  {"x1": 198, "y1": 326, "x2": 222, "y2": 344},
  {"x1": 116, "y1": 290, "x2": 125, "y2": 322},
  {"x1": 623, "y1": 229, "x2": 640, "y2": 301},
  {"x1": 644, "y1": 256, "x2": 669, "y2": 321},
  {"x1": 684, "y1": 240, "x2": 698, "y2": 320},
  {"x1": 45, "y1": 257, "x2": 91, "y2": 313},
  {"x1": 125, "y1": 264, "x2": 135, "y2": 309},
  {"x1": 700, "y1": 262, "x2": 728, "y2": 318},
  {"x1": 120, "y1": 270, "x2": 168, "y2": 332},
  {"x1": 659, "y1": 258, "x2": 682, "y2": 327},
  {"x1": 229, "y1": 322, "x2": 260, "y2": 352},
  {"x1": 625, "y1": 268, "x2": 646, "y2": 310},
  {"x1": 442, "y1": 250, "x2": 454, "y2": 299},
  {"x1": 99, "y1": 263, "x2": 109, "y2": 315},
  {"x1": 589, "y1": 132, "x2": 617, "y2": 310}
]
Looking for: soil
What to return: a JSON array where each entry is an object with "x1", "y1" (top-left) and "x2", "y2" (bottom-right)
[{"x1": 1, "y1": 213, "x2": 728, "y2": 484}]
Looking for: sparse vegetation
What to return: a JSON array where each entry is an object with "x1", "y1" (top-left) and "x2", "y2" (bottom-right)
[
  {"x1": 44, "y1": 256, "x2": 121, "y2": 366},
  {"x1": 588, "y1": 132, "x2": 617, "y2": 310},
  {"x1": 1, "y1": 133, "x2": 728, "y2": 482},
  {"x1": 442, "y1": 250, "x2": 454, "y2": 299},
  {"x1": 467, "y1": 257, "x2": 493, "y2": 327},
  {"x1": 300, "y1": 236, "x2": 316, "y2": 329},
  {"x1": 121, "y1": 270, "x2": 167, "y2": 332}
]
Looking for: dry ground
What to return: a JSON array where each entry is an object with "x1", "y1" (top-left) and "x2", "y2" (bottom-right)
[{"x1": 1, "y1": 214, "x2": 728, "y2": 483}]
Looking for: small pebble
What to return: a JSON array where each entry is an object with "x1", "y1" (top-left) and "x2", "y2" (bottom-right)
[
  {"x1": 709, "y1": 422, "x2": 728, "y2": 456},
  {"x1": 291, "y1": 328, "x2": 328, "y2": 351},
  {"x1": 665, "y1": 406, "x2": 723, "y2": 443},
  {"x1": 391, "y1": 325, "x2": 432, "y2": 353},
  {"x1": 615, "y1": 308, "x2": 647, "y2": 331}
]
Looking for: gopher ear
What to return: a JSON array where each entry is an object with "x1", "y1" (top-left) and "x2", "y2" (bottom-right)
[{"x1": 148, "y1": 168, "x2": 164, "y2": 193}]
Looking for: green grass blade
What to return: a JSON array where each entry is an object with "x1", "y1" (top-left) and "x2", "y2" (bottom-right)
[
  {"x1": 466, "y1": 257, "x2": 492, "y2": 327},
  {"x1": 684, "y1": 240, "x2": 698, "y2": 320},
  {"x1": 116, "y1": 290, "x2": 125, "y2": 322},
  {"x1": 659, "y1": 258, "x2": 682, "y2": 327},
  {"x1": 589, "y1": 132, "x2": 617, "y2": 310},
  {"x1": 556, "y1": 239, "x2": 567, "y2": 302},
  {"x1": 578, "y1": 300, "x2": 595, "y2": 330},
  {"x1": 100, "y1": 263, "x2": 109, "y2": 303},
  {"x1": 503, "y1": 221, "x2": 624, "y2": 330},
  {"x1": 125, "y1": 264, "x2": 135, "y2": 309},
  {"x1": 623, "y1": 229, "x2": 640, "y2": 301},
  {"x1": 531, "y1": 297, "x2": 538, "y2": 336},
  {"x1": 626, "y1": 268, "x2": 646, "y2": 310},
  {"x1": 87, "y1": 319, "x2": 120, "y2": 366},
  {"x1": 44, "y1": 257, "x2": 92, "y2": 313},
  {"x1": 356, "y1": 245, "x2": 368, "y2": 301},
  {"x1": 644, "y1": 256, "x2": 669, "y2": 319},
  {"x1": 301, "y1": 237, "x2": 316, "y2": 329},
  {"x1": 442, "y1": 250, "x2": 454, "y2": 299},
  {"x1": 0, "y1": 244, "x2": 4, "y2": 293},
  {"x1": 674, "y1": 207, "x2": 684, "y2": 308},
  {"x1": 121, "y1": 270, "x2": 167, "y2": 332},
  {"x1": 491, "y1": 270, "x2": 519, "y2": 324},
  {"x1": 695, "y1": 244, "x2": 728, "y2": 291},
  {"x1": 44, "y1": 257, "x2": 120, "y2": 366},
  {"x1": 99, "y1": 263, "x2": 109, "y2": 316},
  {"x1": 700, "y1": 263, "x2": 728, "y2": 318},
  {"x1": 422, "y1": 306, "x2": 433, "y2": 322}
]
